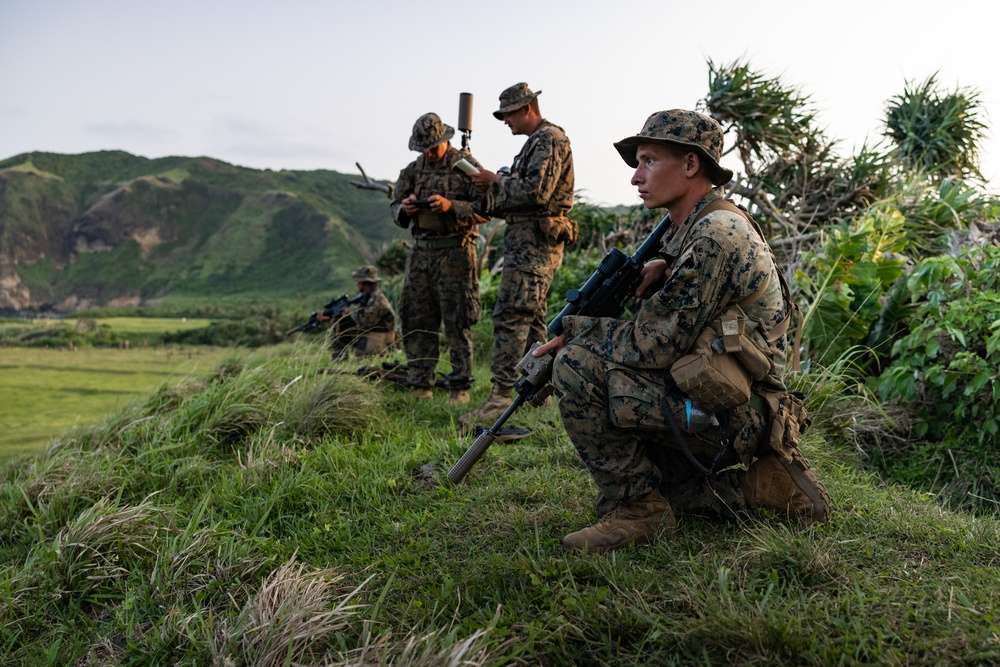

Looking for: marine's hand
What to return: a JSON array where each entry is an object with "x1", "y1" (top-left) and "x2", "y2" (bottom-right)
[
  {"x1": 427, "y1": 194, "x2": 452, "y2": 213},
  {"x1": 469, "y1": 169, "x2": 499, "y2": 189},
  {"x1": 402, "y1": 195, "x2": 420, "y2": 215},
  {"x1": 636, "y1": 259, "x2": 668, "y2": 298},
  {"x1": 532, "y1": 334, "x2": 566, "y2": 357},
  {"x1": 314, "y1": 310, "x2": 329, "y2": 322}
]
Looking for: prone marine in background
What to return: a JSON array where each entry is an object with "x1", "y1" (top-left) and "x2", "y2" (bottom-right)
[{"x1": 316, "y1": 265, "x2": 397, "y2": 359}]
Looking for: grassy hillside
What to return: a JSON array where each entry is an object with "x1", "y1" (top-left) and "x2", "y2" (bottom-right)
[
  {"x1": 0, "y1": 151, "x2": 404, "y2": 312},
  {"x1": 1, "y1": 341, "x2": 997, "y2": 665}
]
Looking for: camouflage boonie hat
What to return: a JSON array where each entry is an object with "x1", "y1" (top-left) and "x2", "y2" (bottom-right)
[
  {"x1": 409, "y1": 113, "x2": 455, "y2": 152},
  {"x1": 351, "y1": 265, "x2": 381, "y2": 283},
  {"x1": 493, "y1": 82, "x2": 541, "y2": 119},
  {"x1": 614, "y1": 110, "x2": 734, "y2": 186}
]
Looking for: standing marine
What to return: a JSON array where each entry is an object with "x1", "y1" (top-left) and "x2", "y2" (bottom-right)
[
  {"x1": 466, "y1": 82, "x2": 576, "y2": 423},
  {"x1": 390, "y1": 112, "x2": 489, "y2": 404}
]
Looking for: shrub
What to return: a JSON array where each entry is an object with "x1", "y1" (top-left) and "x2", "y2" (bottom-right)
[{"x1": 876, "y1": 243, "x2": 1000, "y2": 509}]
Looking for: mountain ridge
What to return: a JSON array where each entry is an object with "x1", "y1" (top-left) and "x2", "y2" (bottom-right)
[{"x1": 0, "y1": 150, "x2": 404, "y2": 312}]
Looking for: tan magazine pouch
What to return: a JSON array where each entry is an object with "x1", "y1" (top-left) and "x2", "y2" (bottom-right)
[
  {"x1": 669, "y1": 302, "x2": 789, "y2": 409},
  {"x1": 539, "y1": 215, "x2": 579, "y2": 245},
  {"x1": 414, "y1": 211, "x2": 447, "y2": 231},
  {"x1": 758, "y1": 389, "x2": 811, "y2": 460},
  {"x1": 670, "y1": 311, "x2": 756, "y2": 408}
]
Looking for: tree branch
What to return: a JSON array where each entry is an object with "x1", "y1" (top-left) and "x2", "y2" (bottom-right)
[{"x1": 349, "y1": 162, "x2": 394, "y2": 198}]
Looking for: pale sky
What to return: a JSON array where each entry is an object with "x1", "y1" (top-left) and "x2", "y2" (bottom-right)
[{"x1": 2, "y1": 0, "x2": 997, "y2": 207}]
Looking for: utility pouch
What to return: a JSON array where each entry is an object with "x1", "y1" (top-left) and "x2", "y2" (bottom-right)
[
  {"x1": 759, "y1": 389, "x2": 810, "y2": 460},
  {"x1": 414, "y1": 211, "x2": 447, "y2": 232},
  {"x1": 670, "y1": 326, "x2": 752, "y2": 408},
  {"x1": 539, "y1": 216, "x2": 579, "y2": 245},
  {"x1": 716, "y1": 307, "x2": 773, "y2": 381}
]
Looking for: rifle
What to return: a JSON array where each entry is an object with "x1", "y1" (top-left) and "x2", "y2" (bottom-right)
[
  {"x1": 447, "y1": 213, "x2": 674, "y2": 483},
  {"x1": 285, "y1": 292, "x2": 366, "y2": 336}
]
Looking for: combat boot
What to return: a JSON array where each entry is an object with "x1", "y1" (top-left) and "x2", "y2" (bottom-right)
[
  {"x1": 448, "y1": 389, "x2": 470, "y2": 405},
  {"x1": 461, "y1": 386, "x2": 513, "y2": 425},
  {"x1": 562, "y1": 489, "x2": 676, "y2": 554},
  {"x1": 740, "y1": 450, "x2": 831, "y2": 523},
  {"x1": 409, "y1": 387, "x2": 433, "y2": 399}
]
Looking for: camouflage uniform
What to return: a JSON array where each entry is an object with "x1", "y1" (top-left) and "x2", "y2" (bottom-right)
[
  {"x1": 555, "y1": 110, "x2": 827, "y2": 554},
  {"x1": 553, "y1": 188, "x2": 787, "y2": 519},
  {"x1": 482, "y1": 85, "x2": 575, "y2": 392},
  {"x1": 329, "y1": 266, "x2": 397, "y2": 359},
  {"x1": 390, "y1": 113, "x2": 488, "y2": 391}
]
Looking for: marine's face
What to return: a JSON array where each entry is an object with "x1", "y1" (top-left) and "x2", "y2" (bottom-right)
[
  {"x1": 630, "y1": 143, "x2": 690, "y2": 210},
  {"x1": 423, "y1": 142, "x2": 448, "y2": 163},
  {"x1": 502, "y1": 106, "x2": 529, "y2": 135}
]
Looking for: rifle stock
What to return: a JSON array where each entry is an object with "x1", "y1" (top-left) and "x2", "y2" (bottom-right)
[{"x1": 448, "y1": 213, "x2": 673, "y2": 483}]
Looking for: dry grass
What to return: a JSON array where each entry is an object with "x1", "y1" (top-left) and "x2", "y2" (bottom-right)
[
  {"x1": 216, "y1": 559, "x2": 367, "y2": 667},
  {"x1": 339, "y1": 623, "x2": 497, "y2": 667}
]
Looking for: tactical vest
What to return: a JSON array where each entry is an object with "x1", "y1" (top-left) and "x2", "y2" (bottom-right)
[{"x1": 669, "y1": 199, "x2": 795, "y2": 408}]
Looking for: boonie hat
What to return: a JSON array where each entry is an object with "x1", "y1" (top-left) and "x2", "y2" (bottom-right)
[
  {"x1": 493, "y1": 82, "x2": 541, "y2": 120},
  {"x1": 614, "y1": 110, "x2": 734, "y2": 186},
  {"x1": 351, "y1": 265, "x2": 381, "y2": 283},
  {"x1": 409, "y1": 113, "x2": 455, "y2": 152}
]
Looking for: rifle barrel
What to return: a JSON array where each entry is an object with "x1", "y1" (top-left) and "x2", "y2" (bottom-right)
[{"x1": 447, "y1": 394, "x2": 526, "y2": 483}]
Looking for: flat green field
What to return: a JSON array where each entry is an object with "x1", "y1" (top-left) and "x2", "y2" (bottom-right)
[
  {"x1": 66, "y1": 316, "x2": 214, "y2": 333},
  {"x1": 0, "y1": 345, "x2": 232, "y2": 459},
  {"x1": 0, "y1": 316, "x2": 213, "y2": 334}
]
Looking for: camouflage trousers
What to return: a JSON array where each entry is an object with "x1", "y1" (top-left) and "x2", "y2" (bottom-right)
[
  {"x1": 552, "y1": 342, "x2": 768, "y2": 520},
  {"x1": 490, "y1": 266, "x2": 556, "y2": 389},
  {"x1": 400, "y1": 244, "x2": 481, "y2": 390},
  {"x1": 329, "y1": 318, "x2": 396, "y2": 359}
]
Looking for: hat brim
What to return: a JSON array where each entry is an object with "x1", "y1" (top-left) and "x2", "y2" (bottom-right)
[
  {"x1": 492, "y1": 90, "x2": 542, "y2": 120},
  {"x1": 409, "y1": 125, "x2": 455, "y2": 152},
  {"x1": 613, "y1": 136, "x2": 734, "y2": 186}
]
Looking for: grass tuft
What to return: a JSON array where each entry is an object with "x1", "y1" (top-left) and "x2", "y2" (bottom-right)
[
  {"x1": 48, "y1": 495, "x2": 166, "y2": 601},
  {"x1": 222, "y1": 559, "x2": 365, "y2": 667}
]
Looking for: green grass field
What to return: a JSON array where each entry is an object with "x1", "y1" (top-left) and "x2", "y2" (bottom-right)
[
  {"x1": 63, "y1": 316, "x2": 215, "y2": 333},
  {"x1": 0, "y1": 345, "x2": 232, "y2": 458},
  {"x1": 0, "y1": 315, "x2": 213, "y2": 334}
]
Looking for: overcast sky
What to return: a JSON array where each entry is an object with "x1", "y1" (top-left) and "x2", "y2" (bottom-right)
[{"x1": 2, "y1": 0, "x2": 997, "y2": 207}]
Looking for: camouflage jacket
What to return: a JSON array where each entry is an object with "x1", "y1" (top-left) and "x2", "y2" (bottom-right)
[
  {"x1": 483, "y1": 119, "x2": 574, "y2": 220},
  {"x1": 390, "y1": 146, "x2": 488, "y2": 241},
  {"x1": 560, "y1": 190, "x2": 788, "y2": 373},
  {"x1": 485, "y1": 119, "x2": 575, "y2": 273},
  {"x1": 350, "y1": 289, "x2": 396, "y2": 333}
]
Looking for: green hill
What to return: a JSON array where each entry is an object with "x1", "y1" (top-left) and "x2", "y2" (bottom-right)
[{"x1": 0, "y1": 151, "x2": 404, "y2": 312}]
